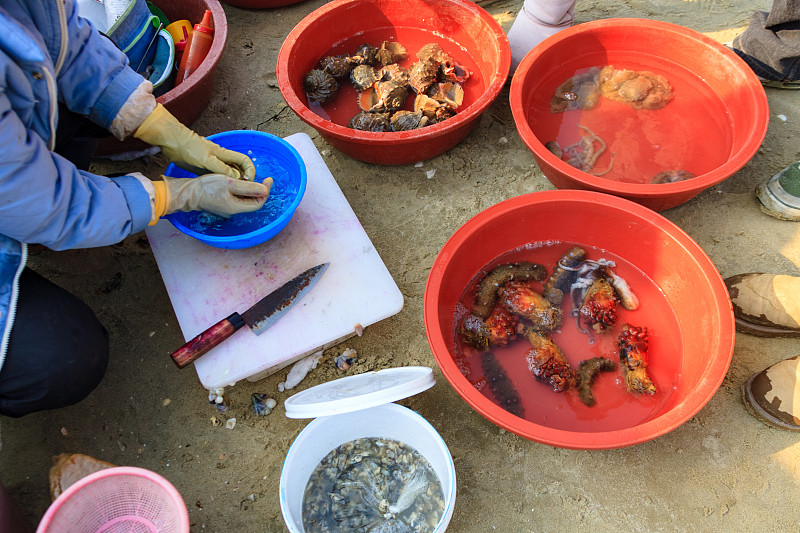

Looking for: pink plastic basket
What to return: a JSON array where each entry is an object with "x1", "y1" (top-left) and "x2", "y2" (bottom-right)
[{"x1": 36, "y1": 467, "x2": 190, "y2": 533}]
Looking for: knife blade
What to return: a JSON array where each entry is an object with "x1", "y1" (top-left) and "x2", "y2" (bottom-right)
[{"x1": 170, "y1": 262, "x2": 329, "y2": 368}]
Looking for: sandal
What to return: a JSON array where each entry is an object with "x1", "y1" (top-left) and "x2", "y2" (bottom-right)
[
  {"x1": 724, "y1": 273, "x2": 800, "y2": 338},
  {"x1": 743, "y1": 355, "x2": 800, "y2": 431}
]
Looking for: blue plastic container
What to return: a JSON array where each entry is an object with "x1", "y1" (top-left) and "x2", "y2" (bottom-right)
[{"x1": 164, "y1": 131, "x2": 307, "y2": 249}]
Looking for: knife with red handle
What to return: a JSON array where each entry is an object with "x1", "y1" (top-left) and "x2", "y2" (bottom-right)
[{"x1": 170, "y1": 263, "x2": 329, "y2": 368}]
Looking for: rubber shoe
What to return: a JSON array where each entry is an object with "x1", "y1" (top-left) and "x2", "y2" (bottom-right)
[
  {"x1": 725, "y1": 273, "x2": 800, "y2": 338},
  {"x1": 756, "y1": 162, "x2": 800, "y2": 221},
  {"x1": 743, "y1": 355, "x2": 800, "y2": 431},
  {"x1": 507, "y1": 14, "x2": 572, "y2": 73},
  {"x1": 507, "y1": 0, "x2": 575, "y2": 74}
]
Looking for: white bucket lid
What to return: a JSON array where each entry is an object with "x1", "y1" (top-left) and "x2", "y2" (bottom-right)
[{"x1": 284, "y1": 366, "x2": 435, "y2": 419}]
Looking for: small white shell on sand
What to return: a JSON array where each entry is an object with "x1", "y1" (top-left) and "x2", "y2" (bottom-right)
[
  {"x1": 225, "y1": 418, "x2": 237, "y2": 430},
  {"x1": 208, "y1": 388, "x2": 225, "y2": 402},
  {"x1": 342, "y1": 347, "x2": 357, "y2": 358}
]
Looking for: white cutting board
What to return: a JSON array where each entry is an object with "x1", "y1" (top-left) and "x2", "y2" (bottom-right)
[{"x1": 145, "y1": 133, "x2": 404, "y2": 390}]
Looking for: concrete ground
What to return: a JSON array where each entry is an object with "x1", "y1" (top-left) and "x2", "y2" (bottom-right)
[{"x1": 3, "y1": 0, "x2": 800, "y2": 531}]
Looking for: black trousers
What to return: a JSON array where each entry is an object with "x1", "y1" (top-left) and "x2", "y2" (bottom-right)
[
  {"x1": 0, "y1": 106, "x2": 111, "y2": 418},
  {"x1": 0, "y1": 270, "x2": 109, "y2": 417}
]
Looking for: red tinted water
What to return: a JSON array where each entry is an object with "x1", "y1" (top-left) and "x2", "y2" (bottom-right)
[
  {"x1": 526, "y1": 53, "x2": 733, "y2": 184},
  {"x1": 307, "y1": 27, "x2": 486, "y2": 127},
  {"x1": 453, "y1": 242, "x2": 684, "y2": 432}
]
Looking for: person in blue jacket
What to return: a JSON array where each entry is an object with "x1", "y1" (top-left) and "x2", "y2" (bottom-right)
[{"x1": 0, "y1": 0, "x2": 274, "y2": 420}]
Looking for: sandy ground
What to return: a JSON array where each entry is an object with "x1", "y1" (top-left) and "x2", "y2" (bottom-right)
[{"x1": 4, "y1": 0, "x2": 800, "y2": 531}]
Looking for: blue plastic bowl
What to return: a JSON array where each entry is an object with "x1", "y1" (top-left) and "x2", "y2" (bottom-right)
[{"x1": 164, "y1": 130, "x2": 307, "y2": 249}]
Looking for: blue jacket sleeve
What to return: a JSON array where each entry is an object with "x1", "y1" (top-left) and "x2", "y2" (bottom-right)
[
  {"x1": 0, "y1": 91, "x2": 152, "y2": 250},
  {"x1": 56, "y1": 1, "x2": 144, "y2": 129}
]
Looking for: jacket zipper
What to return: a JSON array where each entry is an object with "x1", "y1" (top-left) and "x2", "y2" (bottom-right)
[
  {"x1": 0, "y1": 244, "x2": 28, "y2": 372},
  {"x1": 45, "y1": 0, "x2": 69, "y2": 150},
  {"x1": 42, "y1": 67, "x2": 58, "y2": 151},
  {"x1": 54, "y1": 0, "x2": 68, "y2": 75}
]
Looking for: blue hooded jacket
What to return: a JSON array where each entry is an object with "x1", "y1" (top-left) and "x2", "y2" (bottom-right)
[{"x1": 0, "y1": 0, "x2": 153, "y2": 370}]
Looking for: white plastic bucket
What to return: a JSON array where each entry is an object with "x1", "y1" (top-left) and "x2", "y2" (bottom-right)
[{"x1": 279, "y1": 402, "x2": 456, "y2": 532}]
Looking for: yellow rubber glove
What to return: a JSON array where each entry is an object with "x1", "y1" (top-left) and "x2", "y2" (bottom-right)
[
  {"x1": 134, "y1": 104, "x2": 256, "y2": 180},
  {"x1": 151, "y1": 174, "x2": 273, "y2": 223}
]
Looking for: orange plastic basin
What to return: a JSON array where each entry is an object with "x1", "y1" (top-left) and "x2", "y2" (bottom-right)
[
  {"x1": 423, "y1": 190, "x2": 735, "y2": 449},
  {"x1": 277, "y1": 0, "x2": 510, "y2": 164},
  {"x1": 509, "y1": 19, "x2": 768, "y2": 211},
  {"x1": 221, "y1": 0, "x2": 304, "y2": 7}
]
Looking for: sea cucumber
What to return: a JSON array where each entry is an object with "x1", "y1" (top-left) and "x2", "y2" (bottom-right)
[
  {"x1": 575, "y1": 357, "x2": 616, "y2": 406},
  {"x1": 472, "y1": 262, "x2": 547, "y2": 319},
  {"x1": 481, "y1": 352, "x2": 524, "y2": 417}
]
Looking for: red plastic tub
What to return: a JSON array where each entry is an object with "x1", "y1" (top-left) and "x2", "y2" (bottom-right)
[
  {"x1": 222, "y1": 0, "x2": 304, "y2": 7},
  {"x1": 96, "y1": 0, "x2": 228, "y2": 155},
  {"x1": 423, "y1": 190, "x2": 735, "y2": 449},
  {"x1": 276, "y1": 0, "x2": 510, "y2": 164},
  {"x1": 509, "y1": 19, "x2": 769, "y2": 211}
]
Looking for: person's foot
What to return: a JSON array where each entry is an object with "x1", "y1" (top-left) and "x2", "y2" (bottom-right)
[
  {"x1": 724, "y1": 273, "x2": 800, "y2": 337},
  {"x1": 743, "y1": 355, "x2": 800, "y2": 431},
  {"x1": 507, "y1": 0, "x2": 576, "y2": 74},
  {"x1": 756, "y1": 162, "x2": 800, "y2": 221}
]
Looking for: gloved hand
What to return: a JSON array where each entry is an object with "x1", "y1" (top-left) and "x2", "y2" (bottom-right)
[
  {"x1": 151, "y1": 174, "x2": 273, "y2": 221},
  {"x1": 134, "y1": 104, "x2": 256, "y2": 180}
]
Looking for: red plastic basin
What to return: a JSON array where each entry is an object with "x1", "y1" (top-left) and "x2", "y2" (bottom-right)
[
  {"x1": 221, "y1": 0, "x2": 304, "y2": 7},
  {"x1": 423, "y1": 190, "x2": 735, "y2": 449},
  {"x1": 509, "y1": 19, "x2": 769, "y2": 211},
  {"x1": 96, "y1": 0, "x2": 228, "y2": 155},
  {"x1": 276, "y1": 0, "x2": 510, "y2": 165}
]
